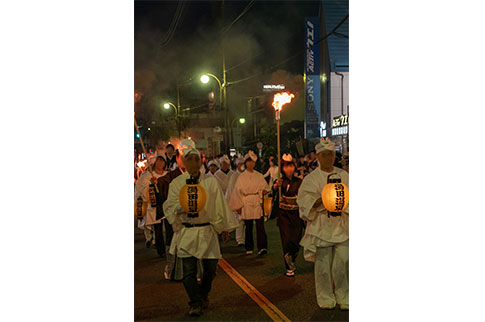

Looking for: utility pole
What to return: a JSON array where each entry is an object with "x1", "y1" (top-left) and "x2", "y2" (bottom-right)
[
  {"x1": 221, "y1": 0, "x2": 229, "y2": 154},
  {"x1": 176, "y1": 84, "x2": 181, "y2": 137}
]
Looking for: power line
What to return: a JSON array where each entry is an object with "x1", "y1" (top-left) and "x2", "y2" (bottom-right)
[
  {"x1": 222, "y1": 0, "x2": 256, "y2": 34},
  {"x1": 226, "y1": 15, "x2": 349, "y2": 86},
  {"x1": 159, "y1": 0, "x2": 186, "y2": 49}
]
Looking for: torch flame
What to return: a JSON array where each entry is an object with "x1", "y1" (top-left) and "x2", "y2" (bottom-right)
[
  {"x1": 137, "y1": 160, "x2": 147, "y2": 169},
  {"x1": 272, "y1": 92, "x2": 295, "y2": 112}
]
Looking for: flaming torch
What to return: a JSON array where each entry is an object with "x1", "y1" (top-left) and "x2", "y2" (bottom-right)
[
  {"x1": 272, "y1": 92, "x2": 295, "y2": 199},
  {"x1": 134, "y1": 91, "x2": 159, "y2": 193}
]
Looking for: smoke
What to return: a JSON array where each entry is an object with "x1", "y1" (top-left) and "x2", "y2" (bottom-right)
[{"x1": 135, "y1": 1, "x2": 315, "y2": 132}]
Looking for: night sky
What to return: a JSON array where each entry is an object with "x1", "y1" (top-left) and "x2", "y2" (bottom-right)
[{"x1": 135, "y1": 0, "x2": 322, "y2": 122}]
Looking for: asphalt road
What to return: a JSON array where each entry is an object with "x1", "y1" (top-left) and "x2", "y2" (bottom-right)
[{"x1": 134, "y1": 218, "x2": 349, "y2": 322}]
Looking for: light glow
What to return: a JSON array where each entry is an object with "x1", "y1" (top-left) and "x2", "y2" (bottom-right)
[{"x1": 200, "y1": 75, "x2": 210, "y2": 84}]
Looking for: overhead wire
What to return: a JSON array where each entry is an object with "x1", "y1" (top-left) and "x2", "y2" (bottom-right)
[{"x1": 222, "y1": 0, "x2": 256, "y2": 34}]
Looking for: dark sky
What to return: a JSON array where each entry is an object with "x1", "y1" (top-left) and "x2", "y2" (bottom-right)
[{"x1": 134, "y1": 0, "x2": 321, "y2": 122}]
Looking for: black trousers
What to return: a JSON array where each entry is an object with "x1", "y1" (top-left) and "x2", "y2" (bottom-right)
[
  {"x1": 244, "y1": 217, "x2": 268, "y2": 251},
  {"x1": 182, "y1": 257, "x2": 218, "y2": 308},
  {"x1": 153, "y1": 220, "x2": 174, "y2": 257},
  {"x1": 277, "y1": 209, "x2": 304, "y2": 269}
]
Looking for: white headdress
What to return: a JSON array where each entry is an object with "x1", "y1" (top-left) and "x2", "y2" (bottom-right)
[
  {"x1": 315, "y1": 137, "x2": 336, "y2": 154},
  {"x1": 219, "y1": 154, "x2": 230, "y2": 165},
  {"x1": 282, "y1": 153, "x2": 293, "y2": 162},
  {"x1": 244, "y1": 150, "x2": 258, "y2": 162},
  {"x1": 208, "y1": 159, "x2": 220, "y2": 168},
  {"x1": 178, "y1": 139, "x2": 200, "y2": 157},
  {"x1": 148, "y1": 152, "x2": 167, "y2": 166},
  {"x1": 235, "y1": 157, "x2": 245, "y2": 166}
]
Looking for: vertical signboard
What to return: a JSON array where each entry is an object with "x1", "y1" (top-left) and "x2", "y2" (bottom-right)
[{"x1": 304, "y1": 17, "x2": 321, "y2": 139}]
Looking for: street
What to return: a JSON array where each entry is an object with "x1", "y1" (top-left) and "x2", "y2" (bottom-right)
[{"x1": 134, "y1": 219, "x2": 349, "y2": 322}]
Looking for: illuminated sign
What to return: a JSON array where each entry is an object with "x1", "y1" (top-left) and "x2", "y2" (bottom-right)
[
  {"x1": 304, "y1": 17, "x2": 321, "y2": 139},
  {"x1": 320, "y1": 121, "x2": 327, "y2": 137},
  {"x1": 332, "y1": 115, "x2": 349, "y2": 127},
  {"x1": 332, "y1": 115, "x2": 348, "y2": 136},
  {"x1": 263, "y1": 84, "x2": 285, "y2": 92}
]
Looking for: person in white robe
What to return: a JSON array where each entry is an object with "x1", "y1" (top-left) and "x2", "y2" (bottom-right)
[
  {"x1": 134, "y1": 153, "x2": 169, "y2": 257},
  {"x1": 207, "y1": 159, "x2": 219, "y2": 176},
  {"x1": 225, "y1": 157, "x2": 246, "y2": 246},
  {"x1": 229, "y1": 151, "x2": 270, "y2": 255},
  {"x1": 214, "y1": 155, "x2": 234, "y2": 195},
  {"x1": 297, "y1": 138, "x2": 349, "y2": 310},
  {"x1": 163, "y1": 141, "x2": 239, "y2": 317}
]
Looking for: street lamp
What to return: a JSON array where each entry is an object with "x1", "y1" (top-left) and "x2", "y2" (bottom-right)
[{"x1": 162, "y1": 102, "x2": 180, "y2": 136}]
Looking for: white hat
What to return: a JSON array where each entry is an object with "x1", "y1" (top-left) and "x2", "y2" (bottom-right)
[
  {"x1": 148, "y1": 152, "x2": 167, "y2": 166},
  {"x1": 235, "y1": 157, "x2": 245, "y2": 166},
  {"x1": 178, "y1": 139, "x2": 200, "y2": 157},
  {"x1": 282, "y1": 153, "x2": 293, "y2": 162},
  {"x1": 208, "y1": 159, "x2": 220, "y2": 168},
  {"x1": 315, "y1": 138, "x2": 336, "y2": 154},
  {"x1": 219, "y1": 154, "x2": 230, "y2": 165},
  {"x1": 244, "y1": 150, "x2": 258, "y2": 162}
]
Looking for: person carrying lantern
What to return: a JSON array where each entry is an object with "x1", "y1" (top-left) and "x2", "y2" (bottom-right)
[
  {"x1": 214, "y1": 154, "x2": 234, "y2": 195},
  {"x1": 272, "y1": 153, "x2": 304, "y2": 277},
  {"x1": 163, "y1": 140, "x2": 238, "y2": 317},
  {"x1": 297, "y1": 138, "x2": 349, "y2": 310},
  {"x1": 134, "y1": 153, "x2": 169, "y2": 258},
  {"x1": 229, "y1": 150, "x2": 271, "y2": 255},
  {"x1": 225, "y1": 157, "x2": 246, "y2": 246}
]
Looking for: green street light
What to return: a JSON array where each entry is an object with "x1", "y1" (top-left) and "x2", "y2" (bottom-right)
[{"x1": 239, "y1": 118, "x2": 246, "y2": 124}]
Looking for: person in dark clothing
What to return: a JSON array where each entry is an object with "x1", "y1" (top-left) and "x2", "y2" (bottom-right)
[
  {"x1": 273, "y1": 153, "x2": 304, "y2": 277},
  {"x1": 165, "y1": 144, "x2": 177, "y2": 170}
]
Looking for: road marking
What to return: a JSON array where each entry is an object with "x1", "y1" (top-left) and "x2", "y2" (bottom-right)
[{"x1": 218, "y1": 258, "x2": 291, "y2": 322}]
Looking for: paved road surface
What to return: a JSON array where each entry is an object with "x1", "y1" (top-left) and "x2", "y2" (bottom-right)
[{"x1": 134, "y1": 218, "x2": 349, "y2": 322}]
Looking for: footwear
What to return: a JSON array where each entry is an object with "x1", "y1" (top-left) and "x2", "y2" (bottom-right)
[
  {"x1": 284, "y1": 253, "x2": 296, "y2": 271},
  {"x1": 285, "y1": 270, "x2": 295, "y2": 277},
  {"x1": 202, "y1": 297, "x2": 209, "y2": 309},
  {"x1": 339, "y1": 304, "x2": 349, "y2": 311},
  {"x1": 258, "y1": 249, "x2": 267, "y2": 256},
  {"x1": 188, "y1": 306, "x2": 202, "y2": 317},
  {"x1": 246, "y1": 250, "x2": 253, "y2": 255},
  {"x1": 145, "y1": 240, "x2": 151, "y2": 248},
  {"x1": 163, "y1": 271, "x2": 169, "y2": 280},
  {"x1": 320, "y1": 305, "x2": 336, "y2": 310}
]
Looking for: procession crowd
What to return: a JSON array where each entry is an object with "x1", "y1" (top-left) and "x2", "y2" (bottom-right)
[{"x1": 134, "y1": 138, "x2": 349, "y2": 317}]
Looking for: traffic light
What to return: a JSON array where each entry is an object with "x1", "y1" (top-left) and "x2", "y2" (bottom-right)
[{"x1": 136, "y1": 133, "x2": 140, "y2": 138}]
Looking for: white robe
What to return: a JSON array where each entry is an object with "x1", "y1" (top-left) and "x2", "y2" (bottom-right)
[
  {"x1": 229, "y1": 170, "x2": 270, "y2": 220},
  {"x1": 214, "y1": 168, "x2": 234, "y2": 195},
  {"x1": 163, "y1": 172, "x2": 239, "y2": 259},
  {"x1": 134, "y1": 170, "x2": 167, "y2": 226},
  {"x1": 225, "y1": 170, "x2": 245, "y2": 242},
  {"x1": 297, "y1": 166, "x2": 349, "y2": 262}
]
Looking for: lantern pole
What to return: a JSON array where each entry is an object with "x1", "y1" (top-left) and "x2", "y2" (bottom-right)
[
  {"x1": 134, "y1": 113, "x2": 159, "y2": 193},
  {"x1": 275, "y1": 109, "x2": 282, "y2": 200}
]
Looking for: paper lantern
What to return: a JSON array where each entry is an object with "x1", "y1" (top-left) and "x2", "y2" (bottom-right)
[
  {"x1": 134, "y1": 196, "x2": 147, "y2": 219},
  {"x1": 263, "y1": 196, "x2": 273, "y2": 216},
  {"x1": 146, "y1": 184, "x2": 157, "y2": 207},
  {"x1": 179, "y1": 183, "x2": 207, "y2": 217},
  {"x1": 321, "y1": 174, "x2": 349, "y2": 216}
]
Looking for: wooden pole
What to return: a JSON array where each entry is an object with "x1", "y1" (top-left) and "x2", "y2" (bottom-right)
[
  {"x1": 134, "y1": 114, "x2": 159, "y2": 193},
  {"x1": 276, "y1": 115, "x2": 282, "y2": 200}
]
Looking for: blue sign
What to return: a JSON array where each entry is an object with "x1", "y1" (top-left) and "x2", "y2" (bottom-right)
[{"x1": 304, "y1": 17, "x2": 321, "y2": 139}]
